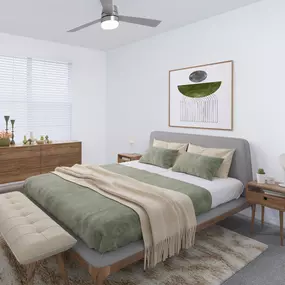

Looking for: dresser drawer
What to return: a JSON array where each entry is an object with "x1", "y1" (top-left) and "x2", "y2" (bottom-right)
[
  {"x1": 0, "y1": 142, "x2": 81, "y2": 184},
  {"x1": 41, "y1": 142, "x2": 81, "y2": 156},
  {"x1": 247, "y1": 190, "x2": 285, "y2": 211}
]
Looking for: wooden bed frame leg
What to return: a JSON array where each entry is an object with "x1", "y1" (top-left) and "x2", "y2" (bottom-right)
[
  {"x1": 89, "y1": 266, "x2": 110, "y2": 285},
  {"x1": 57, "y1": 253, "x2": 69, "y2": 285}
]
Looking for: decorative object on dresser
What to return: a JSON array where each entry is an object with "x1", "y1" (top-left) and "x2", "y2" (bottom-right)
[
  {"x1": 36, "y1": 139, "x2": 45, "y2": 145},
  {"x1": 2, "y1": 116, "x2": 16, "y2": 146},
  {"x1": 22, "y1": 135, "x2": 27, "y2": 145},
  {"x1": 29, "y1": 131, "x2": 35, "y2": 144},
  {"x1": 169, "y1": 60, "x2": 233, "y2": 130},
  {"x1": 0, "y1": 141, "x2": 81, "y2": 184},
  {"x1": 256, "y1": 168, "x2": 266, "y2": 183},
  {"x1": 117, "y1": 153, "x2": 142, "y2": 163},
  {"x1": 36, "y1": 135, "x2": 52, "y2": 145},
  {"x1": 4, "y1": 115, "x2": 10, "y2": 133},
  {"x1": 0, "y1": 131, "x2": 12, "y2": 147},
  {"x1": 45, "y1": 135, "x2": 51, "y2": 144},
  {"x1": 246, "y1": 181, "x2": 285, "y2": 245},
  {"x1": 10, "y1": 119, "x2": 15, "y2": 145}
]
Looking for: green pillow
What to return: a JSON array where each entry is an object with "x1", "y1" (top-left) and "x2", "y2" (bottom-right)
[
  {"x1": 139, "y1": 147, "x2": 179, "y2": 169},
  {"x1": 172, "y1": 152, "x2": 224, "y2": 181}
]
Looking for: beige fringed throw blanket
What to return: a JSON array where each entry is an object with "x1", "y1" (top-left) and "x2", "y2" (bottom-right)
[{"x1": 54, "y1": 164, "x2": 197, "y2": 268}]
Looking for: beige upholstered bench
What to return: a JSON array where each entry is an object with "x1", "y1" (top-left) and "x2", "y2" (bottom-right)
[{"x1": 0, "y1": 192, "x2": 77, "y2": 285}]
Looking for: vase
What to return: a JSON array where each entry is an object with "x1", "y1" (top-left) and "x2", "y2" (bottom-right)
[
  {"x1": 10, "y1": 119, "x2": 15, "y2": 145},
  {"x1": 4, "y1": 116, "x2": 10, "y2": 133},
  {"x1": 0, "y1": 138, "x2": 10, "y2": 147},
  {"x1": 256, "y1": 173, "x2": 266, "y2": 184}
]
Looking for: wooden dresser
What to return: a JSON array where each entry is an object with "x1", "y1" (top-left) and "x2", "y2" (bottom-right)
[{"x1": 0, "y1": 141, "x2": 81, "y2": 184}]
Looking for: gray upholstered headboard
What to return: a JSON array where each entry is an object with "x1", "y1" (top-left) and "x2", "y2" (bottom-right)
[{"x1": 149, "y1": 131, "x2": 252, "y2": 188}]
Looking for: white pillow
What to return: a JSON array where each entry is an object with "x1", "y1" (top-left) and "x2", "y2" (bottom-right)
[
  {"x1": 153, "y1": 139, "x2": 188, "y2": 153},
  {"x1": 187, "y1": 144, "x2": 235, "y2": 178}
]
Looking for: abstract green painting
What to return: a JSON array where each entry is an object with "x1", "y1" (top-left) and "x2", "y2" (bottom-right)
[
  {"x1": 169, "y1": 61, "x2": 233, "y2": 130},
  {"x1": 177, "y1": 82, "x2": 222, "y2": 98}
]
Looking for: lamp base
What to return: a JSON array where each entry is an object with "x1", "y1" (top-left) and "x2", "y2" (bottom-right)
[{"x1": 279, "y1": 183, "x2": 285, "y2": 188}]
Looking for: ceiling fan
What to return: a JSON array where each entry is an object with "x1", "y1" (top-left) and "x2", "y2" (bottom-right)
[{"x1": 68, "y1": 0, "x2": 162, "y2": 32}]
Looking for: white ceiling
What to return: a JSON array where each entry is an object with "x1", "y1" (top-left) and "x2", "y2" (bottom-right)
[{"x1": 0, "y1": 0, "x2": 261, "y2": 50}]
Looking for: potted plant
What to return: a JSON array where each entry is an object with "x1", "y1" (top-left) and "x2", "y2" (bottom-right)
[
  {"x1": 257, "y1": 168, "x2": 266, "y2": 183},
  {"x1": 0, "y1": 131, "x2": 12, "y2": 147}
]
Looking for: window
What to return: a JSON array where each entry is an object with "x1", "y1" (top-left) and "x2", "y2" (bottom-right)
[{"x1": 0, "y1": 56, "x2": 72, "y2": 142}]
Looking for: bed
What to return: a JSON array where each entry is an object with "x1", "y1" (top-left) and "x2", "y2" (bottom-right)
[{"x1": 23, "y1": 131, "x2": 253, "y2": 284}]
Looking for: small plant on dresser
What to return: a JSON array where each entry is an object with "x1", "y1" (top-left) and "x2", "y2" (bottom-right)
[{"x1": 256, "y1": 168, "x2": 266, "y2": 183}]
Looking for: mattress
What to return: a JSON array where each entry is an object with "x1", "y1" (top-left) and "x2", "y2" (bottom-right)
[{"x1": 122, "y1": 160, "x2": 244, "y2": 209}]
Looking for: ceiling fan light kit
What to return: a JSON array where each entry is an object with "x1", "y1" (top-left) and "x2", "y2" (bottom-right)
[
  {"x1": 67, "y1": 0, "x2": 161, "y2": 33},
  {"x1": 101, "y1": 4, "x2": 119, "y2": 30},
  {"x1": 101, "y1": 15, "x2": 119, "y2": 30}
]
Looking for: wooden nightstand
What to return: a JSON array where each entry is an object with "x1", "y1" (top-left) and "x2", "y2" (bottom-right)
[
  {"x1": 246, "y1": 181, "x2": 285, "y2": 245},
  {"x1": 117, "y1": 153, "x2": 142, "y2": 163}
]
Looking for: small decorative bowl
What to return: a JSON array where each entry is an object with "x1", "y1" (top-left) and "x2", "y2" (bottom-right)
[{"x1": 36, "y1": 140, "x2": 45, "y2": 145}]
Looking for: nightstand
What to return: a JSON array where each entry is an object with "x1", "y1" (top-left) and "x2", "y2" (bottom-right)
[
  {"x1": 246, "y1": 181, "x2": 285, "y2": 245},
  {"x1": 117, "y1": 153, "x2": 142, "y2": 163}
]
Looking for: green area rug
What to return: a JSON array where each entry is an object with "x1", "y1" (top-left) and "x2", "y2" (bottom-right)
[{"x1": 0, "y1": 226, "x2": 267, "y2": 285}]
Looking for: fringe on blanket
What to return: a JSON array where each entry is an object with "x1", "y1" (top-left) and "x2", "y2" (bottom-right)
[{"x1": 144, "y1": 226, "x2": 196, "y2": 269}]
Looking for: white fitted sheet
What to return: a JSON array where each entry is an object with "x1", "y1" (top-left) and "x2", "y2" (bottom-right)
[{"x1": 122, "y1": 161, "x2": 244, "y2": 209}]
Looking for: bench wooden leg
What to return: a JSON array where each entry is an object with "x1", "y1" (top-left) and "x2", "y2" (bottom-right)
[
  {"x1": 57, "y1": 253, "x2": 69, "y2": 285},
  {"x1": 26, "y1": 263, "x2": 36, "y2": 285}
]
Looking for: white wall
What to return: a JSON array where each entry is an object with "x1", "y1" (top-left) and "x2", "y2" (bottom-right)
[
  {"x1": 0, "y1": 33, "x2": 106, "y2": 164},
  {"x1": 106, "y1": 0, "x2": 285, "y2": 225}
]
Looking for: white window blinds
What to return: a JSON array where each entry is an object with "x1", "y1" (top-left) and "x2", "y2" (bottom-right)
[{"x1": 0, "y1": 56, "x2": 72, "y2": 142}]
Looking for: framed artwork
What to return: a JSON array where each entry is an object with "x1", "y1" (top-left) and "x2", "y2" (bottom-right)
[{"x1": 169, "y1": 60, "x2": 233, "y2": 130}]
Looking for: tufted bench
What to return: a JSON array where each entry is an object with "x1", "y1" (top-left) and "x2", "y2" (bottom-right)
[{"x1": 0, "y1": 191, "x2": 77, "y2": 285}]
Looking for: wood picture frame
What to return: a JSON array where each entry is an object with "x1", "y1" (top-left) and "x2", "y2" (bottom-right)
[{"x1": 169, "y1": 60, "x2": 234, "y2": 131}]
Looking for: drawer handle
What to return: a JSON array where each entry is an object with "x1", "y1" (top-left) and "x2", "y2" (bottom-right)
[{"x1": 264, "y1": 197, "x2": 268, "y2": 201}]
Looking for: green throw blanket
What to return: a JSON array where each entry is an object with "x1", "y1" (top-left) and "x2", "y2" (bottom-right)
[{"x1": 23, "y1": 164, "x2": 212, "y2": 253}]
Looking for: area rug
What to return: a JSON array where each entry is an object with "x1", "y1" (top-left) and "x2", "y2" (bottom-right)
[{"x1": 0, "y1": 226, "x2": 267, "y2": 285}]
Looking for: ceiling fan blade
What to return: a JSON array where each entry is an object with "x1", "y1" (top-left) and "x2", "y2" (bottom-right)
[
  {"x1": 100, "y1": 0, "x2": 113, "y2": 14},
  {"x1": 119, "y1": 15, "x2": 161, "y2": 27},
  {"x1": 67, "y1": 19, "x2": 101, "y2": 32}
]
